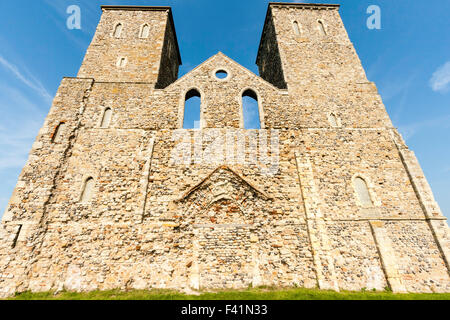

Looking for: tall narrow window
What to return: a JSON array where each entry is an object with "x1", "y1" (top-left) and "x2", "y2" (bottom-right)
[
  {"x1": 11, "y1": 224, "x2": 22, "y2": 249},
  {"x1": 353, "y1": 177, "x2": 373, "y2": 207},
  {"x1": 140, "y1": 24, "x2": 150, "y2": 38},
  {"x1": 293, "y1": 21, "x2": 301, "y2": 35},
  {"x1": 52, "y1": 122, "x2": 66, "y2": 143},
  {"x1": 242, "y1": 89, "x2": 261, "y2": 129},
  {"x1": 100, "y1": 108, "x2": 112, "y2": 128},
  {"x1": 183, "y1": 89, "x2": 201, "y2": 129},
  {"x1": 318, "y1": 20, "x2": 327, "y2": 35},
  {"x1": 113, "y1": 23, "x2": 123, "y2": 38},
  {"x1": 167, "y1": 41, "x2": 173, "y2": 56},
  {"x1": 80, "y1": 177, "x2": 95, "y2": 203},
  {"x1": 329, "y1": 113, "x2": 338, "y2": 127}
]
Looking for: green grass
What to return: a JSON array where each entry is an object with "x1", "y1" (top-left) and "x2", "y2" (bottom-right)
[{"x1": 6, "y1": 286, "x2": 450, "y2": 300}]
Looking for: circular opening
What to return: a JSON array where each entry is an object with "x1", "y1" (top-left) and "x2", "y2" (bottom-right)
[{"x1": 215, "y1": 70, "x2": 228, "y2": 79}]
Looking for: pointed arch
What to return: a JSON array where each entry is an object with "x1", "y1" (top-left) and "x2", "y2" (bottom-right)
[
  {"x1": 182, "y1": 88, "x2": 202, "y2": 129},
  {"x1": 140, "y1": 24, "x2": 150, "y2": 38},
  {"x1": 353, "y1": 176, "x2": 373, "y2": 207},
  {"x1": 241, "y1": 89, "x2": 262, "y2": 129},
  {"x1": 80, "y1": 177, "x2": 95, "y2": 203},
  {"x1": 52, "y1": 122, "x2": 66, "y2": 143},
  {"x1": 100, "y1": 107, "x2": 113, "y2": 128},
  {"x1": 113, "y1": 23, "x2": 123, "y2": 38}
]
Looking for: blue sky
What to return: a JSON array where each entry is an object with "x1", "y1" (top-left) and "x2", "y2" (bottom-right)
[{"x1": 0, "y1": 0, "x2": 449, "y2": 219}]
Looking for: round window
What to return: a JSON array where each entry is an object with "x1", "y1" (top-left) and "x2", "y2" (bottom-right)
[{"x1": 215, "y1": 70, "x2": 228, "y2": 80}]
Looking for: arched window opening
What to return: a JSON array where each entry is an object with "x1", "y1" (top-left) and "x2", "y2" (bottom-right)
[
  {"x1": 318, "y1": 20, "x2": 327, "y2": 35},
  {"x1": 183, "y1": 89, "x2": 201, "y2": 129},
  {"x1": 52, "y1": 122, "x2": 66, "y2": 143},
  {"x1": 329, "y1": 113, "x2": 338, "y2": 127},
  {"x1": 80, "y1": 177, "x2": 95, "y2": 203},
  {"x1": 113, "y1": 23, "x2": 123, "y2": 38},
  {"x1": 354, "y1": 177, "x2": 373, "y2": 207},
  {"x1": 293, "y1": 21, "x2": 301, "y2": 35},
  {"x1": 100, "y1": 108, "x2": 112, "y2": 128},
  {"x1": 140, "y1": 24, "x2": 150, "y2": 38},
  {"x1": 242, "y1": 89, "x2": 261, "y2": 129}
]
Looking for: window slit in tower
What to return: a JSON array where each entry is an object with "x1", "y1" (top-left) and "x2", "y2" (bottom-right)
[
  {"x1": 354, "y1": 177, "x2": 373, "y2": 207},
  {"x1": 329, "y1": 113, "x2": 338, "y2": 127},
  {"x1": 293, "y1": 21, "x2": 300, "y2": 35},
  {"x1": 140, "y1": 24, "x2": 150, "y2": 38},
  {"x1": 52, "y1": 122, "x2": 66, "y2": 143},
  {"x1": 100, "y1": 108, "x2": 112, "y2": 128},
  {"x1": 318, "y1": 20, "x2": 327, "y2": 35},
  {"x1": 80, "y1": 177, "x2": 95, "y2": 203},
  {"x1": 117, "y1": 57, "x2": 127, "y2": 67},
  {"x1": 113, "y1": 23, "x2": 123, "y2": 38},
  {"x1": 183, "y1": 89, "x2": 201, "y2": 129},
  {"x1": 242, "y1": 89, "x2": 261, "y2": 129}
]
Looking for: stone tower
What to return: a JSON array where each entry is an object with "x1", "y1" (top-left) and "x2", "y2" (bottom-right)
[
  {"x1": 77, "y1": 5, "x2": 181, "y2": 87},
  {"x1": 0, "y1": 3, "x2": 448, "y2": 297}
]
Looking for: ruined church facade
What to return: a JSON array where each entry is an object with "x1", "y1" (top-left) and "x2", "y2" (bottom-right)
[{"x1": 0, "y1": 3, "x2": 449, "y2": 297}]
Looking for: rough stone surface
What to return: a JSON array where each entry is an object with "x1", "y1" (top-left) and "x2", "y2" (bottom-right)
[{"x1": 0, "y1": 3, "x2": 449, "y2": 297}]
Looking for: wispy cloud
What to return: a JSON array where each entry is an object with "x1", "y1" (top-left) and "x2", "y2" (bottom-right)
[
  {"x1": 43, "y1": 0, "x2": 98, "y2": 34},
  {"x1": 377, "y1": 72, "x2": 418, "y2": 122},
  {"x1": 0, "y1": 55, "x2": 52, "y2": 102},
  {"x1": 42, "y1": 0, "x2": 97, "y2": 50},
  {"x1": 0, "y1": 90, "x2": 44, "y2": 167},
  {"x1": 398, "y1": 114, "x2": 450, "y2": 141},
  {"x1": 430, "y1": 61, "x2": 450, "y2": 93}
]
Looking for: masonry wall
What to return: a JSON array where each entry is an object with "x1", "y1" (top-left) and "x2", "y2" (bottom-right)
[
  {"x1": 1, "y1": 4, "x2": 449, "y2": 297},
  {"x1": 78, "y1": 7, "x2": 180, "y2": 84}
]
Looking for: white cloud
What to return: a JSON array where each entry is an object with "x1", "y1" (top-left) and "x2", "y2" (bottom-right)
[
  {"x1": 0, "y1": 55, "x2": 52, "y2": 102},
  {"x1": 430, "y1": 61, "x2": 450, "y2": 93}
]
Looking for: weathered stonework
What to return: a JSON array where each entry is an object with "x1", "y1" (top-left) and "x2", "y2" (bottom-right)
[{"x1": 0, "y1": 3, "x2": 449, "y2": 297}]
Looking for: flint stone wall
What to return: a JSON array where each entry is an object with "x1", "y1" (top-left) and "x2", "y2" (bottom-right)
[{"x1": 0, "y1": 4, "x2": 449, "y2": 297}]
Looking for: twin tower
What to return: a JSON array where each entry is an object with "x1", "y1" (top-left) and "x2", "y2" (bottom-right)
[{"x1": 0, "y1": 3, "x2": 448, "y2": 296}]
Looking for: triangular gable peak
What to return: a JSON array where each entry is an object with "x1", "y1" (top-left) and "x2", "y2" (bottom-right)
[
  {"x1": 176, "y1": 165, "x2": 272, "y2": 202},
  {"x1": 164, "y1": 52, "x2": 282, "y2": 92}
]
